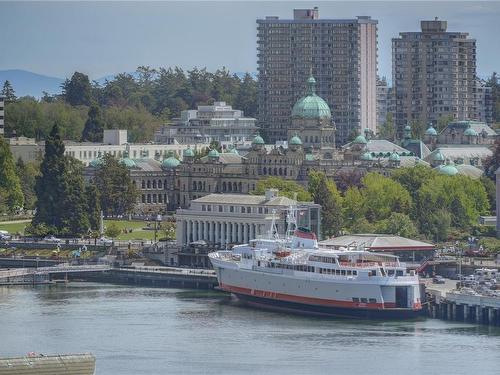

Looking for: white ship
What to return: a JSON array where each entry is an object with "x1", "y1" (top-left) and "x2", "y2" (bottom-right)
[{"x1": 209, "y1": 208, "x2": 422, "y2": 319}]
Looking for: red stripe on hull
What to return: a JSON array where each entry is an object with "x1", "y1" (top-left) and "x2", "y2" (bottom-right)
[{"x1": 219, "y1": 283, "x2": 420, "y2": 311}]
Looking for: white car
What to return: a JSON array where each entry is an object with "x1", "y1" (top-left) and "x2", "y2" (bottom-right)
[
  {"x1": 0, "y1": 233, "x2": 11, "y2": 241},
  {"x1": 44, "y1": 235, "x2": 61, "y2": 243},
  {"x1": 98, "y1": 237, "x2": 113, "y2": 245}
]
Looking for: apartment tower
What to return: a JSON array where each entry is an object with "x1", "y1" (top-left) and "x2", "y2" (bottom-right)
[
  {"x1": 257, "y1": 8, "x2": 378, "y2": 145},
  {"x1": 392, "y1": 19, "x2": 477, "y2": 137}
]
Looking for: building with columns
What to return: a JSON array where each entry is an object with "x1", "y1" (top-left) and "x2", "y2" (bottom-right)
[{"x1": 175, "y1": 189, "x2": 321, "y2": 247}]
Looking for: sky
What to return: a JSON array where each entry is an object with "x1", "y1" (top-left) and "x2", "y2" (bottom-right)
[{"x1": 0, "y1": 1, "x2": 499, "y2": 81}]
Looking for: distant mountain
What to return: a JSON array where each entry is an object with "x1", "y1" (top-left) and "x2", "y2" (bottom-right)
[{"x1": 0, "y1": 69, "x2": 65, "y2": 98}]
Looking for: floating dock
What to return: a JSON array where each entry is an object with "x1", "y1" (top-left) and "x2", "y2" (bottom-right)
[{"x1": 0, "y1": 353, "x2": 95, "y2": 375}]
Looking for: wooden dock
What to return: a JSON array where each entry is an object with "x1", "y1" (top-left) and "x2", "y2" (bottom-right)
[{"x1": 0, "y1": 353, "x2": 95, "y2": 375}]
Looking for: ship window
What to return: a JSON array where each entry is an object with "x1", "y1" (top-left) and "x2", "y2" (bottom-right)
[
  {"x1": 396, "y1": 270, "x2": 404, "y2": 276},
  {"x1": 341, "y1": 270, "x2": 346, "y2": 276},
  {"x1": 352, "y1": 270, "x2": 357, "y2": 276},
  {"x1": 352, "y1": 297, "x2": 360, "y2": 303},
  {"x1": 370, "y1": 270, "x2": 377, "y2": 276},
  {"x1": 369, "y1": 298, "x2": 377, "y2": 303},
  {"x1": 347, "y1": 270, "x2": 352, "y2": 276},
  {"x1": 388, "y1": 270, "x2": 395, "y2": 276},
  {"x1": 361, "y1": 298, "x2": 368, "y2": 303},
  {"x1": 336, "y1": 270, "x2": 340, "y2": 275}
]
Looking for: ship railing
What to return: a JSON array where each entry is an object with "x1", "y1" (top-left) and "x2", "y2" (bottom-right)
[{"x1": 339, "y1": 261, "x2": 401, "y2": 268}]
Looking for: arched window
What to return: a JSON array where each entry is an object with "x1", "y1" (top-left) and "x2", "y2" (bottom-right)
[
  {"x1": 147, "y1": 180, "x2": 151, "y2": 189},
  {"x1": 263, "y1": 167, "x2": 267, "y2": 174},
  {"x1": 141, "y1": 180, "x2": 145, "y2": 189},
  {"x1": 198, "y1": 181, "x2": 202, "y2": 191},
  {"x1": 274, "y1": 168, "x2": 278, "y2": 175},
  {"x1": 158, "y1": 195, "x2": 163, "y2": 203},
  {"x1": 279, "y1": 168, "x2": 282, "y2": 176},
  {"x1": 193, "y1": 181, "x2": 197, "y2": 190},
  {"x1": 222, "y1": 182, "x2": 227, "y2": 191},
  {"x1": 158, "y1": 180, "x2": 162, "y2": 189},
  {"x1": 233, "y1": 182, "x2": 237, "y2": 191},
  {"x1": 238, "y1": 182, "x2": 242, "y2": 191},
  {"x1": 153, "y1": 180, "x2": 157, "y2": 189}
]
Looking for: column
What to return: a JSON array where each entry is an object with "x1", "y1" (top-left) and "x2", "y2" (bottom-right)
[
  {"x1": 239, "y1": 223, "x2": 244, "y2": 243},
  {"x1": 463, "y1": 304, "x2": 468, "y2": 322},
  {"x1": 452, "y1": 303, "x2": 456, "y2": 321},
  {"x1": 188, "y1": 220, "x2": 193, "y2": 243},
  {"x1": 244, "y1": 223, "x2": 248, "y2": 243},
  {"x1": 476, "y1": 306, "x2": 482, "y2": 323},
  {"x1": 203, "y1": 221, "x2": 207, "y2": 241},
  {"x1": 488, "y1": 308, "x2": 494, "y2": 325},
  {"x1": 221, "y1": 222, "x2": 226, "y2": 247}
]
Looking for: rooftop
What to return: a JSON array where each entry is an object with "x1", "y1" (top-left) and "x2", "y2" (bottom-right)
[
  {"x1": 192, "y1": 193, "x2": 298, "y2": 206},
  {"x1": 320, "y1": 234, "x2": 434, "y2": 252}
]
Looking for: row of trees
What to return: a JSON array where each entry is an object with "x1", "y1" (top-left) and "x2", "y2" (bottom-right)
[
  {"x1": 255, "y1": 167, "x2": 492, "y2": 243},
  {"x1": 2, "y1": 67, "x2": 257, "y2": 143}
]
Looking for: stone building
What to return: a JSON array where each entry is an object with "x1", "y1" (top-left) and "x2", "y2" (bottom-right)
[{"x1": 257, "y1": 7, "x2": 378, "y2": 144}]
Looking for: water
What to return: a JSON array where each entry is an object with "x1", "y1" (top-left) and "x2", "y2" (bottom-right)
[{"x1": 1, "y1": 283, "x2": 500, "y2": 375}]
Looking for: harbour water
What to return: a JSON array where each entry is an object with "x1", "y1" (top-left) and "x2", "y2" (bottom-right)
[{"x1": 1, "y1": 283, "x2": 500, "y2": 375}]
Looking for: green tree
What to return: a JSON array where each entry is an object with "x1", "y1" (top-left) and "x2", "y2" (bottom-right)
[
  {"x1": 1, "y1": 80, "x2": 17, "y2": 102},
  {"x1": 308, "y1": 171, "x2": 343, "y2": 237},
  {"x1": 234, "y1": 73, "x2": 257, "y2": 117},
  {"x1": 61, "y1": 158, "x2": 90, "y2": 235},
  {"x1": 378, "y1": 112, "x2": 395, "y2": 141},
  {"x1": 0, "y1": 136, "x2": 24, "y2": 213},
  {"x1": 105, "y1": 222, "x2": 121, "y2": 238},
  {"x1": 429, "y1": 209, "x2": 452, "y2": 242},
  {"x1": 252, "y1": 177, "x2": 312, "y2": 202},
  {"x1": 361, "y1": 173, "x2": 412, "y2": 222},
  {"x1": 376, "y1": 212, "x2": 418, "y2": 238},
  {"x1": 85, "y1": 184, "x2": 101, "y2": 231},
  {"x1": 483, "y1": 138, "x2": 500, "y2": 180},
  {"x1": 62, "y1": 72, "x2": 92, "y2": 106},
  {"x1": 15, "y1": 158, "x2": 39, "y2": 210},
  {"x1": 342, "y1": 186, "x2": 366, "y2": 231},
  {"x1": 94, "y1": 154, "x2": 138, "y2": 217},
  {"x1": 82, "y1": 105, "x2": 104, "y2": 142}
]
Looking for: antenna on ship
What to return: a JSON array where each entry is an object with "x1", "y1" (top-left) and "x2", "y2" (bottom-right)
[
  {"x1": 286, "y1": 204, "x2": 298, "y2": 239},
  {"x1": 269, "y1": 209, "x2": 279, "y2": 240}
]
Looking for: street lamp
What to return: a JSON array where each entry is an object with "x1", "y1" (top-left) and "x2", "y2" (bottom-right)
[{"x1": 154, "y1": 214, "x2": 162, "y2": 245}]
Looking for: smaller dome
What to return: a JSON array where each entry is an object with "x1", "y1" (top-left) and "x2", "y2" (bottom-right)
[
  {"x1": 290, "y1": 134, "x2": 303, "y2": 145},
  {"x1": 425, "y1": 126, "x2": 438, "y2": 136},
  {"x1": 119, "y1": 158, "x2": 136, "y2": 169},
  {"x1": 305, "y1": 153, "x2": 315, "y2": 162},
  {"x1": 404, "y1": 125, "x2": 411, "y2": 131},
  {"x1": 208, "y1": 149, "x2": 220, "y2": 158},
  {"x1": 361, "y1": 152, "x2": 373, "y2": 161},
  {"x1": 353, "y1": 135, "x2": 368, "y2": 145},
  {"x1": 162, "y1": 156, "x2": 180, "y2": 169},
  {"x1": 433, "y1": 150, "x2": 445, "y2": 161},
  {"x1": 183, "y1": 147, "x2": 195, "y2": 157},
  {"x1": 389, "y1": 152, "x2": 400, "y2": 162},
  {"x1": 89, "y1": 158, "x2": 103, "y2": 168},
  {"x1": 464, "y1": 125, "x2": 478, "y2": 137},
  {"x1": 438, "y1": 161, "x2": 458, "y2": 176},
  {"x1": 252, "y1": 134, "x2": 265, "y2": 145}
]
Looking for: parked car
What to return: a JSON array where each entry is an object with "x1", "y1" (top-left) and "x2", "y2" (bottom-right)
[
  {"x1": 97, "y1": 237, "x2": 113, "y2": 246},
  {"x1": 432, "y1": 276, "x2": 446, "y2": 284},
  {"x1": 43, "y1": 235, "x2": 61, "y2": 243},
  {"x1": 0, "y1": 233, "x2": 11, "y2": 241}
]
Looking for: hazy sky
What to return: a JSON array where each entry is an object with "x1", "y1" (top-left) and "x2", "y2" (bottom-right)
[{"x1": 0, "y1": 1, "x2": 499, "y2": 80}]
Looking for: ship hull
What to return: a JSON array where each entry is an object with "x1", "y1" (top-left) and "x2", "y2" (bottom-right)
[{"x1": 233, "y1": 292, "x2": 422, "y2": 320}]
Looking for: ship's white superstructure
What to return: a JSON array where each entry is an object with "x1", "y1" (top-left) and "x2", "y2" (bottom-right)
[{"x1": 209, "y1": 207, "x2": 422, "y2": 318}]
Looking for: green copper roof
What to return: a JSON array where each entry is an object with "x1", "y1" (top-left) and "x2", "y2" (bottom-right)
[
  {"x1": 353, "y1": 135, "x2": 368, "y2": 145},
  {"x1": 162, "y1": 156, "x2": 180, "y2": 169},
  {"x1": 229, "y1": 147, "x2": 239, "y2": 155},
  {"x1": 389, "y1": 152, "x2": 400, "y2": 162},
  {"x1": 89, "y1": 158, "x2": 103, "y2": 168},
  {"x1": 183, "y1": 147, "x2": 195, "y2": 157},
  {"x1": 361, "y1": 152, "x2": 373, "y2": 161},
  {"x1": 119, "y1": 157, "x2": 136, "y2": 169},
  {"x1": 252, "y1": 134, "x2": 265, "y2": 145},
  {"x1": 305, "y1": 153, "x2": 315, "y2": 161},
  {"x1": 425, "y1": 126, "x2": 438, "y2": 136},
  {"x1": 290, "y1": 134, "x2": 303, "y2": 145},
  {"x1": 291, "y1": 76, "x2": 331, "y2": 119},
  {"x1": 464, "y1": 124, "x2": 478, "y2": 136},
  {"x1": 433, "y1": 150, "x2": 445, "y2": 161},
  {"x1": 438, "y1": 161, "x2": 458, "y2": 176},
  {"x1": 208, "y1": 149, "x2": 220, "y2": 158}
]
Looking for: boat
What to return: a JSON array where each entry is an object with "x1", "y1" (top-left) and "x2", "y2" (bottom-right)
[
  {"x1": 0, "y1": 353, "x2": 95, "y2": 375},
  {"x1": 208, "y1": 207, "x2": 422, "y2": 319}
]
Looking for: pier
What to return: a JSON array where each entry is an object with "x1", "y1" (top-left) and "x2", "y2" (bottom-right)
[{"x1": 425, "y1": 279, "x2": 500, "y2": 326}]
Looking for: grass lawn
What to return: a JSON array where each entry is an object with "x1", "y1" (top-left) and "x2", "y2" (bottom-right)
[
  {"x1": 104, "y1": 219, "x2": 158, "y2": 241},
  {"x1": 0, "y1": 220, "x2": 31, "y2": 235}
]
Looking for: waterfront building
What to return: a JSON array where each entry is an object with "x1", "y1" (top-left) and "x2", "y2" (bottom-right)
[
  {"x1": 0, "y1": 95, "x2": 4, "y2": 135},
  {"x1": 257, "y1": 7, "x2": 377, "y2": 144},
  {"x1": 154, "y1": 102, "x2": 257, "y2": 146},
  {"x1": 392, "y1": 18, "x2": 477, "y2": 136},
  {"x1": 175, "y1": 188, "x2": 321, "y2": 247},
  {"x1": 9, "y1": 129, "x2": 209, "y2": 165}
]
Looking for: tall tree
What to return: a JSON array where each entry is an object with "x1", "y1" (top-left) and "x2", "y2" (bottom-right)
[
  {"x1": 93, "y1": 154, "x2": 138, "y2": 217},
  {"x1": 1, "y1": 80, "x2": 17, "y2": 102},
  {"x1": 15, "y1": 158, "x2": 38, "y2": 210},
  {"x1": 308, "y1": 171, "x2": 343, "y2": 237},
  {"x1": 81, "y1": 105, "x2": 104, "y2": 142},
  {"x1": 252, "y1": 176, "x2": 311, "y2": 202},
  {"x1": 234, "y1": 73, "x2": 257, "y2": 117},
  {"x1": 0, "y1": 136, "x2": 24, "y2": 213},
  {"x1": 62, "y1": 72, "x2": 92, "y2": 106},
  {"x1": 85, "y1": 183, "x2": 101, "y2": 231}
]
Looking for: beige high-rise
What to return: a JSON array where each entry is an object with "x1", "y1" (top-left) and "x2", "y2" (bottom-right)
[
  {"x1": 392, "y1": 19, "x2": 477, "y2": 137},
  {"x1": 257, "y1": 7, "x2": 378, "y2": 145}
]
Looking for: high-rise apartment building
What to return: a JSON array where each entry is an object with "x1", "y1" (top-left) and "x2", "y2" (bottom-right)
[
  {"x1": 257, "y1": 8, "x2": 378, "y2": 145},
  {"x1": 392, "y1": 19, "x2": 476, "y2": 136},
  {"x1": 475, "y1": 79, "x2": 493, "y2": 125},
  {"x1": 0, "y1": 96, "x2": 4, "y2": 135},
  {"x1": 376, "y1": 77, "x2": 394, "y2": 127}
]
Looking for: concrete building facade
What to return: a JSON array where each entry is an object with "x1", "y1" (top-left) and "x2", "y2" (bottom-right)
[
  {"x1": 392, "y1": 19, "x2": 477, "y2": 136},
  {"x1": 154, "y1": 102, "x2": 257, "y2": 146},
  {"x1": 257, "y1": 7, "x2": 378, "y2": 144}
]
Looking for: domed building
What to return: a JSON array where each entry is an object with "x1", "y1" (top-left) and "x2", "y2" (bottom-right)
[{"x1": 287, "y1": 76, "x2": 336, "y2": 155}]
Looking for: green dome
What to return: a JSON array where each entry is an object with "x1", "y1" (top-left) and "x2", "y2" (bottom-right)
[
  {"x1": 404, "y1": 125, "x2": 411, "y2": 131},
  {"x1": 291, "y1": 76, "x2": 331, "y2": 119},
  {"x1": 361, "y1": 152, "x2": 373, "y2": 161},
  {"x1": 183, "y1": 147, "x2": 195, "y2": 157},
  {"x1": 433, "y1": 150, "x2": 445, "y2": 161},
  {"x1": 305, "y1": 153, "x2": 315, "y2": 161},
  {"x1": 290, "y1": 134, "x2": 303, "y2": 145},
  {"x1": 438, "y1": 162, "x2": 458, "y2": 176},
  {"x1": 389, "y1": 152, "x2": 400, "y2": 162},
  {"x1": 162, "y1": 156, "x2": 180, "y2": 169},
  {"x1": 208, "y1": 149, "x2": 220, "y2": 158},
  {"x1": 89, "y1": 158, "x2": 103, "y2": 168},
  {"x1": 464, "y1": 125, "x2": 478, "y2": 137},
  {"x1": 119, "y1": 158, "x2": 136, "y2": 169},
  {"x1": 252, "y1": 134, "x2": 265, "y2": 145},
  {"x1": 425, "y1": 126, "x2": 438, "y2": 136},
  {"x1": 353, "y1": 135, "x2": 368, "y2": 145}
]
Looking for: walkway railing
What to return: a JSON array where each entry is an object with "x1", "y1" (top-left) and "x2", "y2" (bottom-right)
[{"x1": 0, "y1": 264, "x2": 111, "y2": 279}]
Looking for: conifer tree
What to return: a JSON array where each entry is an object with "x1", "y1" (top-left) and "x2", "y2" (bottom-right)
[
  {"x1": 1, "y1": 80, "x2": 17, "y2": 102},
  {"x1": 85, "y1": 183, "x2": 101, "y2": 231},
  {"x1": 81, "y1": 105, "x2": 104, "y2": 142},
  {"x1": 0, "y1": 136, "x2": 24, "y2": 213}
]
